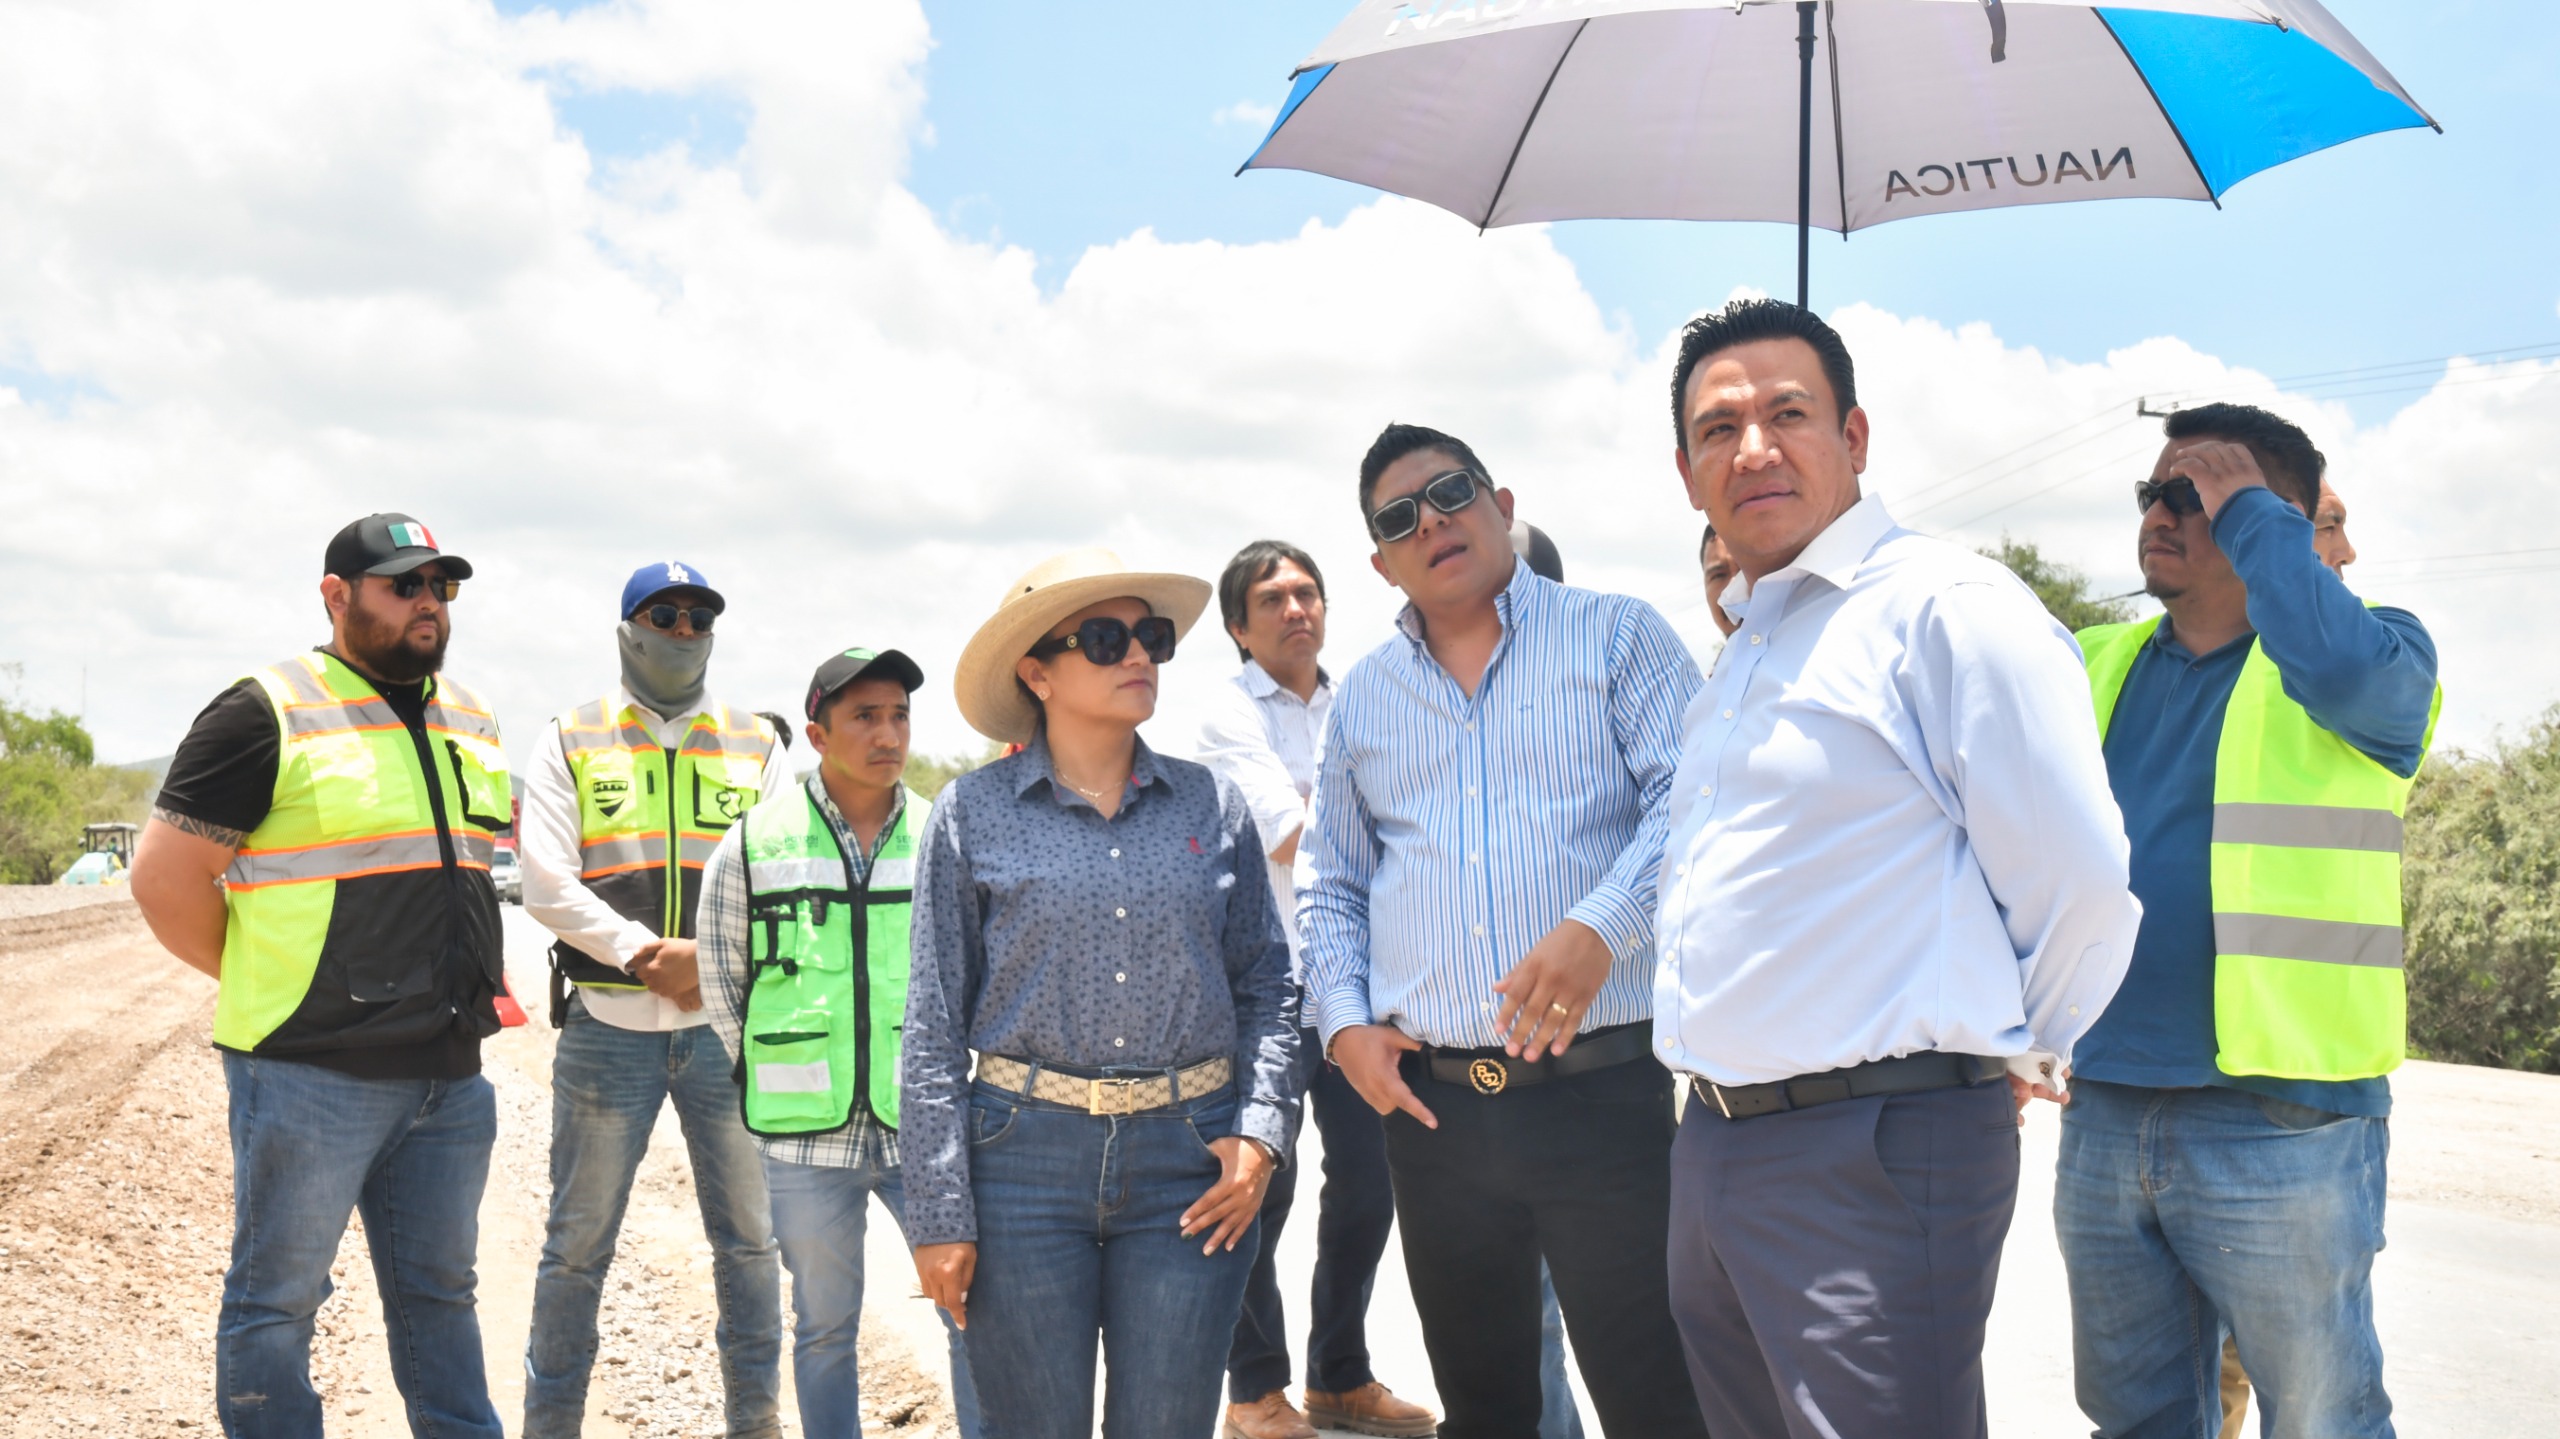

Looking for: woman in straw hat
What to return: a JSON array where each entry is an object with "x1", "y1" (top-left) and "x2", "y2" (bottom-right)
[{"x1": 900, "y1": 548, "x2": 1305, "y2": 1439}]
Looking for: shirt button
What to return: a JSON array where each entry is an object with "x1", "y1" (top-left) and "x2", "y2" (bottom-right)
[
  {"x1": 1110, "y1": 848, "x2": 1122, "y2": 859},
  {"x1": 1463, "y1": 720, "x2": 1475, "y2": 732},
  {"x1": 1699, "y1": 784, "x2": 1713, "y2": 797},
  {"x1": 1472, "y1": 924, "x2": 1486, "y2": 938},
  {"x1": 1676, "y1": 863, "x2": 1688, "y2": 875},
  {"x1": 1466, "y1": 786, "x2": 1477, "y2": 797},
  {"x1": 1722, "y1": 709, "x2": 1734, "y2": 719},
  {"x1": 1467, "y1": 852, "x2": 1480, "y2": 864},
  {"x1": 1116, "y1": 972, "x2": 1127, "y2": 983},
  {"x1": 2069, "y1": 1005, "x2": 2081, "y2": 1017},
  {"x1": 1114, "y1": 907, "x2": 1128, "y2": 919},
  {"x1": 1114, "y1": 1037, "x2": 1125, "y2": 1048},
  {"x1": 1750, "y1": 634, "x2": 1763, "y2": 645}
]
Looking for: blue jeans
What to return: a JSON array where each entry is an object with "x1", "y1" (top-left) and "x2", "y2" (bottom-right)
[
  {"x1": 2056, "y1": 1081, "x2": 2393, "y2": 1439},
  {"x1": 217, "y1": 1051, "x2": 500, "y2": 1439},
  {"x1": 964, "y1": 1076, "x2": 1258, "y2": 1439},
  {"x1": 1537, "y1": 1264, "x2": 1584, "y2": 1439},
  {"x1": 764, "y1": 1149, "x2": 982, "y2": 1439},
  {"x1": 524, "y1": 1001, "x2": 783, "y2": 1437}
]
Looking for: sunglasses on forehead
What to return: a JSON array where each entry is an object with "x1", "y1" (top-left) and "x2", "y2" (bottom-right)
[
  {"x1": 2134, "y1": 477, "x2": 2205, "y2": 517},
  {"x1": 1368, "y1": 468, "x2": 1485, "y2": 544},
  {"x1": 1029, "y1": 615, "x2": 1178, "y2": 667},
  {"x1": 384, "y1": 572, "x2": 461, "y2": 602}
]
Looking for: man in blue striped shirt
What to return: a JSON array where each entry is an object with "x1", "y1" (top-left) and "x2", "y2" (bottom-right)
[{"x1": 1300, "y1": 424, "x2": 1708, "y2": 1439}]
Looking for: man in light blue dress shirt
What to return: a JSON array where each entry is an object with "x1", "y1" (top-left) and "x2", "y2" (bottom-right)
[
  {"x1": 1301, "y1": 423, "x2": 1708, "y2": 1439},
  {"x1": 1652, "y1": 300, "x2": 2142, "y2": 1439}
]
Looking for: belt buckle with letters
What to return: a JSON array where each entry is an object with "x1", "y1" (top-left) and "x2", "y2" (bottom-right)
[{"x1": 1467, "y1": 1058, "x2": 1509, "y2": 1095}]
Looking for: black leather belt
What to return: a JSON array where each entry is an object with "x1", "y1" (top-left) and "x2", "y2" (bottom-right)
[
  {"x1": 1692, "y1": 1052, "x2": 2007, "y2": 1120},
  {"x1": 1418, "y1": 1022, "x2": 1655, "y2": 1096}
]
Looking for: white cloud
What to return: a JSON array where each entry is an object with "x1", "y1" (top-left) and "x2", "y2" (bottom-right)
[
  {"x1": 1212, "y1": 99, "x2": 1281, "y2": 130},
  {"x1": 2, "y1": 0, "x2": 2553, "y2": 777}
]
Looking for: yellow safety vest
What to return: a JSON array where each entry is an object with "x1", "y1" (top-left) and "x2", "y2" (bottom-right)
[
  {"x1": 219, "y1": 651, "x2": 511, "y2": 1054},
  {"x1": 553, "y1": 695, "x2": 776, "y2": 990},
  {"x1": 2081, "y1": 618, "x2": 2440, "y2": 1081}
]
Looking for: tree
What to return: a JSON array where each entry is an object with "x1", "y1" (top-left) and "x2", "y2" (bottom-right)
[
  {"x1": 1980, "y1": 535, "x2": 2138, "y2": 632},
  {"x1": 0, "y1": 700, "x2": 151, "y2": 883},
  {"x1": 2400, "y1": 712, "x2": 2560, "y2": 1072},
  {"x1": 902, "y1": 745, "x2": 1000, "y2": 800}
]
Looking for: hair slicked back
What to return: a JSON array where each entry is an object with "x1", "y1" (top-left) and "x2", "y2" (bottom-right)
[
  {"x1": 2162, "y1": 402, "x2": 2324, "y2": 517},
  {"x1": 1669, "y1": 298, "x2": 1858, "y2": 450},
  {"x1": 1359, "y1": 422, "x2": 1491, "y2": 518}
]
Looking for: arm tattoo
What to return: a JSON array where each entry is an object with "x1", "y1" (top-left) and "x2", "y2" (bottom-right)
[{"x1": 153, "y1": 806, "x2": 247, "y2": 850}]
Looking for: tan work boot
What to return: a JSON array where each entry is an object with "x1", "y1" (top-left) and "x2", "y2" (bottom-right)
[
  {"x1": 1303, "y1": 1382, "x2": 1439, "y2": 1438},
  {"x1": 1226, "y1": 1389, "x2": 1320, "y2": 1439}
]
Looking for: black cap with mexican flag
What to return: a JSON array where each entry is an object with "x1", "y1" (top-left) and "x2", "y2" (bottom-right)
[{"x1": 324, "y1": 512, "x2": 474, "y2": 580}]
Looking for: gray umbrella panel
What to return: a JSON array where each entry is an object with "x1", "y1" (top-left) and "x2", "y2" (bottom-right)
[{"x1": 1243, "y1": 0, "x2": 2429, "y2": 234}]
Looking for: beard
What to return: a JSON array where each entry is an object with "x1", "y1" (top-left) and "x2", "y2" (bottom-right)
[{"x1": 343, "y1": 599, "x2": 448, "y2": 683}]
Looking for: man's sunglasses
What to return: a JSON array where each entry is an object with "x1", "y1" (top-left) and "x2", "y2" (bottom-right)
[
  {"x1": 385, "y1": 572, "x2": 462, "y2": 603},
  {"x1": 1029, "y1": 615, "x2": 1178, "y2": 667},
  {"x1": 639, "y1": 603, "x2": 718, "y2": 634},
  {"x1": 2134, "y1": 477, "x2": 2205, "y2": 518},
  {"x1": 1369, "y1": 469, "x2": 1484, "y2": 544}
]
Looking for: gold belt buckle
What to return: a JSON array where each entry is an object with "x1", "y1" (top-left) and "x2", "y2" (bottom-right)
[
  {"x1": 1087, "y1": 1077, "x2": 1144, "y2": 1115},
  {"x1": 1468, "y1": 1058, "x2": 1509, "y2": 1095}
]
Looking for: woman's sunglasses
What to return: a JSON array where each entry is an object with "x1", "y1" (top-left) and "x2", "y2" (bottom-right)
[
  {"x1": 1030, "y1": 615, "x2": 1178, "y2": 667},
  {"x1": 2134, "y1": 477, "x2": 2204, "y2": 517},
  {"x1": 640, "y1": 603, "x2": 718, "y2": 634},
  {"x1": 1368, "y1": 468, "x2": 1484, "y2": 543},
  {"x1": 385, "y1": 572, "x2": 462, "y2": 603}
]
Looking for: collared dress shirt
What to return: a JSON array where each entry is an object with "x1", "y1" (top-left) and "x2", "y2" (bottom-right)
[
  {"x1": 1654, "y1": 494, "x2": 2141, "y2": 1087},
  {"x1": 699, "y1": 775, "x2": 907, "y2": 1169},
  {"x1": 521, "y1": 684, "x2": 792, "y2": 1033},
  {"x1": 901, "y1": 735, "x2": 1301, "y2": 1247},
  {"x1": 1195, "y1": 658, "x2": 1334, "y2": 972},
  {"x1": 1298, "y1": 560, "x2": 1701, "y2": 1051}
]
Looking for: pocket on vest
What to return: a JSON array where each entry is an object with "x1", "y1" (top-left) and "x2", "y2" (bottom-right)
[{"x1": 748, "y1": 1013, "x2": 842, "y2": 1123}]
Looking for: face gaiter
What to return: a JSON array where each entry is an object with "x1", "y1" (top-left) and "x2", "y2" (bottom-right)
[{"x1": 617, "y1": 620, "x2": 714, "y2": 717}]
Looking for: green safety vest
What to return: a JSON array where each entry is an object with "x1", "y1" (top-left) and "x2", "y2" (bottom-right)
[
  {"x1": 735, "y1": 782, "x2": 925, "y2": 1135},
  {"x1": 220, "y1": 651, "x2": 512, "y2": 1054},
  {"x1": 553, "y1": 695, "x2": 776, "y2": 990},
  {"x1": 2081, "y1": 618, "x2": 2440, "y2": 1081}
]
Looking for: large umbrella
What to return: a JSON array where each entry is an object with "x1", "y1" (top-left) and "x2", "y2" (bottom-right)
[{"x1": 1239, "y1": 0, "x2": 2435, "y2": 306}]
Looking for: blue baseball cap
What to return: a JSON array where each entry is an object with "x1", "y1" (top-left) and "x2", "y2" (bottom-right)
[{"x1": 619, "y1": 561, "x2": 726, "y2": 619}]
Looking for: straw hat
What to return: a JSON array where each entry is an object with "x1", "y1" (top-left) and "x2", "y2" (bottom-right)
[{"x1": 953, "y1": 547, "x2": 1212, "y2": 744}]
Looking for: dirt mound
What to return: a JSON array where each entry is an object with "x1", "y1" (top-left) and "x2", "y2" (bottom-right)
[{"x1": 0, "y1": 890, "x2": 147, "y2": 952}]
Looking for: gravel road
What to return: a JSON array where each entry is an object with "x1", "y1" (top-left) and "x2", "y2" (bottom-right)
[{"x1": 3, "y1": 887, "x2": 2552, "y2": 1437}]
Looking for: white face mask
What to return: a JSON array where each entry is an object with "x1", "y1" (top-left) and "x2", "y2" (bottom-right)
[{"x1": 617, "y1": 620, "x2": 714, "y2": 716}]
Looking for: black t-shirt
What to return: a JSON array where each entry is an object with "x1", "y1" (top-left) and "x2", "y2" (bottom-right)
[{"x1": 158, "y1": 660, "x2": 479, "y2": 1081}]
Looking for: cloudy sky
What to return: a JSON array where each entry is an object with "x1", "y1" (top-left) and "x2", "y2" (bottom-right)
[{"x1": 2, "y1": 0, "x2": 2555, "y2": 772}]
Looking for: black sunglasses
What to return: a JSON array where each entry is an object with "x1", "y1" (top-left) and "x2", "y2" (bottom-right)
[
  {"x1": 386, "y1": 572, "x2": 461, "y2": 602},
  {"x1": 1369, "y1": 468, "x2": 1484, "y2": 543},
  {"x1": 641, "y1": 603, "x2": 717, "y2": 634},
  {"x1": 2134, "y1": 477, "x2": 2205, "y2": 518},
  {"x1": 1029, "y1": 615, "x2": 1178, "y2": 667}
]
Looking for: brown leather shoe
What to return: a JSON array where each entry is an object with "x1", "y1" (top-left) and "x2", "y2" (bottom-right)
[
  {"x1": 1303, "y1": 1382, "x2": 1439, "y2": 1438},
  {"x1": 1226, "y1": 1389, "x2": 1320, "y2": 1439}
]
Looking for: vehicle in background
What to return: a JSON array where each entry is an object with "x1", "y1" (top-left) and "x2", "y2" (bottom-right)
[
  {"x1": 491, "y1": 847, "x2": 524, "y2": 905},
  {"x1": 57, "y1": 823, "x2": 141, "y2": 885},
  {"x1": 58, "y1": 850, "x2": 126, "y2": 886}
]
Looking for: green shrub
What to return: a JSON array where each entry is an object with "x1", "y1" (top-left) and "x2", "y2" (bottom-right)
[
  {"x1": 0, "y1": 701, "x2": 152, "y2": 883},
  {"x1": 1981, "y1": 535, "x2": 2139, "y2": 633},
  {"x1": 2401, "y1": 711, "x2": 2560, "y2": 1072}
]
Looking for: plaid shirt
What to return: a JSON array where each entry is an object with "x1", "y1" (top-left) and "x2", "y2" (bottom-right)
[{"x1": 699, "y1": 774, "x2": 909, "y2": 1170}]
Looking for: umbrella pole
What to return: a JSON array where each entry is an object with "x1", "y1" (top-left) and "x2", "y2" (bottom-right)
[{"x1": 1795, "y1": 0, "x2": 1815, "y2": 309}]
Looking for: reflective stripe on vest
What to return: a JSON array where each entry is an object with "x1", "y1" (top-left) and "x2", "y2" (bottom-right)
[
  {"x1": 554, "y1": 695, "x2": 776, "y2": 990},
  {"x1": 217, "y1": 653, "x2": 510, "y2": 1051},
  {"x1": 2081, "y1": 617, "x2": 2440, "y2": 1081},
  {"x1": 736, "y1": 785, "x2": 925, "y2": 1136}
]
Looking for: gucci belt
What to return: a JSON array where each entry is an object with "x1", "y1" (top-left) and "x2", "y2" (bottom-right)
[
  {"x1": 975, "y1": 1054, "x2": 1232, "y2": 1115},
  {"x1": 1418, "y1": 1022, "x2": 1657, "y2": 1096}
]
